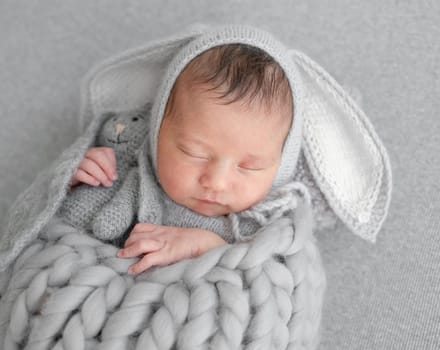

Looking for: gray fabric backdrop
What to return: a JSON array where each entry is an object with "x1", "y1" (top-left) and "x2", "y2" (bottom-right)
[{"x1": 1, "y1": 1, "x2": 439, "y2": 349}]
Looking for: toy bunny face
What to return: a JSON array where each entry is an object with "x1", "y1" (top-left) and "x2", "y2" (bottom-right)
[{"x1": 97, "y1": 108, "x2": 150, "y2": 161}]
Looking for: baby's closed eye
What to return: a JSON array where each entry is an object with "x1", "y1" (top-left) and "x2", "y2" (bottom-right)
[
  {"x1": 238, "y1": 163, "x2": 266, "y2": 171},
  {"x1": 238, "y1": 158, "x2": 275, "y2": 171},
  {"x1": 178, "y1": 146, "x2": 209, "y2": 160}
]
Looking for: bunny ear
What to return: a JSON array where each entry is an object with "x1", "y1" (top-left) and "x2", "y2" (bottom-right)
[
  {"x1": 291, "y1": 50, "x2": 392, "y2": 242},
  {"x1": 79, "y1": 26, "x2": 206, "y2": 132}
]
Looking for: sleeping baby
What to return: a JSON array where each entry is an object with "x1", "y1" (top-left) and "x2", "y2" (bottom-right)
[
  {"x1": 69, "y1": 43, "x2": 299, "y2": 275},
  {"x1": 62, "y1": 24, "x2": 390, "y2": 277},
  {"x1": 0, "y1": 24, "x2": 393, "y2": 350}
]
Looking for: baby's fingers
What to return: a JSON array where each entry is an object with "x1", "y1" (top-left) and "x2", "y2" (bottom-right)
[
  {"x1": 124, "y1": 224, "x2": 158, "y2": 247},
  {"x1": 118, "y1": 239, "x2": 164, "y2": 259},
  {"x1": 101, "y1": 147, "x2": 117, "y2": 173},
  {"x1": 71, "y1": 169, "x2": 100, "y2": 187},
  {"x1": 131, "y1": 223, "x2": 158, "y2": 233},
  {"x1": 86, "y1": 147, "x2": 118, "y2": 182},
  {"x1": 128, "y1": 251, "x2": 169, "y2": 274},
  {"x1": 80, "y1": 158, "x2": 113, "y2": 187}
]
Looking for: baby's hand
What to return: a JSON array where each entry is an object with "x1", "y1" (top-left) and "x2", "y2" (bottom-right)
[
  {"x1": 70, "y1": 147, "x2": 118, "y2": 188},
  {"x1": 117, "y1": 223, "x2": 227, "y2": 274}
]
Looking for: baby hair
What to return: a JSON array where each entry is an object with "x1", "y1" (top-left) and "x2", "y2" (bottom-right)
[{"x1": 167, "y1": 43, "x2": 293, "y2": 116}]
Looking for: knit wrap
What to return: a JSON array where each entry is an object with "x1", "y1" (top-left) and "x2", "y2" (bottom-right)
[{"x1": 0, "y1": 191, "x2": 325, "y2": 350}]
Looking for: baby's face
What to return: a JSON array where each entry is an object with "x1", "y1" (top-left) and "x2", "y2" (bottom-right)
[{"x1": 157, "y1": 80, "x2": 291, "y2": 217}]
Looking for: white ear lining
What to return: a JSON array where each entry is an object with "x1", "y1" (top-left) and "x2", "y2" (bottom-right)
[{"x1": 291, "y1": 50, "x2": 392, "y2": 242}]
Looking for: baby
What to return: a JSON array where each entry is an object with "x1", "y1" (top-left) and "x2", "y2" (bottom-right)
[{"x1": 71, "y1": 44, "x2": 293, "y2": 274}]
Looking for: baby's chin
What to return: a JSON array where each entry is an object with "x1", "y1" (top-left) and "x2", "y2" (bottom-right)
[{"x1": 188, "y1": 198, "x2": 234, "y2": 217}]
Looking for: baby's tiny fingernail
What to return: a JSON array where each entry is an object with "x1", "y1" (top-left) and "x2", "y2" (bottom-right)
[
  {"x1": 117, "y1": 250, "x2": 123, "y2": 257},
  {"x1": 128, "y1": 267, "x2": 136, "y2": 275},
  {"x1": 104, "y1": 180, "x2": 113, "y2": 187},
  {"x1": 112, "y1": 173, "x2": 118, "y2": 181}
]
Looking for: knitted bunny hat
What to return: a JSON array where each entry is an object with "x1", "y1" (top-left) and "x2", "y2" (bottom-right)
[
  {"x1": 147, "y1": 26, "x2": 303, "y2": 188},
  {"x1": 81, "y1": 24, "x2": 392, "y2": 242}
]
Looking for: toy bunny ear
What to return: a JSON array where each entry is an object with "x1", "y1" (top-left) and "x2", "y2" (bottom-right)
[{"x1": 291, "y1": 50, "x2": 392, "y2": 242}]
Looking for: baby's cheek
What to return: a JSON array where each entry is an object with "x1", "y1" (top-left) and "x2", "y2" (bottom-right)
[
  {"x1": 161, "y1": 162, "x2": 197, "y2": 199},
  {"x1": 239, "y1": 176, "x2": 274, "y2": 208},
  {"x1": 227, "y1": 183, "x2": 252, "y2": 211}
]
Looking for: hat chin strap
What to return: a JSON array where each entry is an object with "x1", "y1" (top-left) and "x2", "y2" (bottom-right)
[{"x1": 228, "y1": 181, "x2": 312, "y2": 242}]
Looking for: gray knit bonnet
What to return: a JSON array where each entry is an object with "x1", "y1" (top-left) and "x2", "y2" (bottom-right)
[
  {"x1": 148, "y1": 25, "x2": 304, "y2": 188},
  {"x1": 132, "y1": 24, "x2": 391, "y2": 242}
]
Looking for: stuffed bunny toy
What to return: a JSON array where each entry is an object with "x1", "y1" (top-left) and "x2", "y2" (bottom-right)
[{"x1": 58, "y1": 104, "x2": 162, "y2": 242}]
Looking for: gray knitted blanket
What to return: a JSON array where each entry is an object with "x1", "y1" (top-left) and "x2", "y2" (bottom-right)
[
  {"x1": 0, "y1": 195, "x2": 324, "y2": 349},
  {"x1": 0, "y1": 105, "x2": 326, "y2": 348}
]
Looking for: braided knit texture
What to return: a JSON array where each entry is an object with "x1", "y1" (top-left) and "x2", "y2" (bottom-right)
[{"x1": 0, "y1": 194, "x2": 325, "y2": 350}]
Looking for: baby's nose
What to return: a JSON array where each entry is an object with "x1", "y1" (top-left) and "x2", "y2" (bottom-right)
[
  {"x1": 199, "y1": 162, "x2": 231, "y2": 192},
  {"x1": 115, "y1": 123, "x2": 126, "y2": 136}
]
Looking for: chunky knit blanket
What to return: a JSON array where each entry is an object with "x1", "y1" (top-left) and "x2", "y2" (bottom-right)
[{"x1": 0, "y1": 196, "x2": 324, "y2": 349}]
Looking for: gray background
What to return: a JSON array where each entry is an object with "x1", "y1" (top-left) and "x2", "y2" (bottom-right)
[{"x1": 1, "y1": 1, "x2": 439, "y2": 349}]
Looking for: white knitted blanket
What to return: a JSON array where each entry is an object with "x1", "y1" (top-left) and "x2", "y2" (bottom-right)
[{"x1": 0, "y1": 195, "x2": 325, "y2": 349}]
